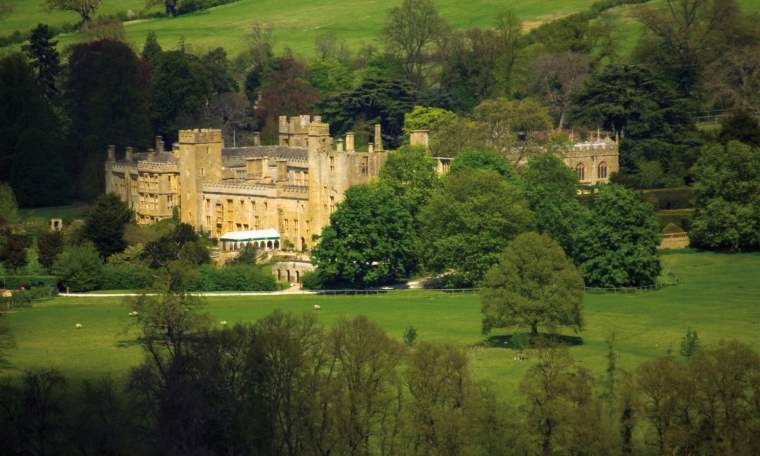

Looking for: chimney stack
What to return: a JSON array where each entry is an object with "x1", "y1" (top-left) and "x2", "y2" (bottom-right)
[
  {"x1": 147, "y1": 148, "x2": 156, "y2": 161},
  {"x1": 107, "y1": 145, "x2": 116, "y2": 162},
  {"x1": 368, "y1": 143, "x2": 374, "y2": 154},
  {"x1": 125, "y1": 147, "x2": 134, "y2": 161},
  {"x1": 253, "y1": 132, "x2": 261, "y2": 146},
  {"x1": 410, "y1": 130, "x2": 429, "y2": 148},
  {"x1": 276, "y1": 159, "x2": 288, "y2": 182},
  {"x1": 246, "y1": 157, "x2": 265, "y2": 179},
  {"x1": 374, "y1": 124, "x2": 383, "y2": 151},
  {"x1": 345, "y1": 132, "x2": 355, "y2": 152},
  {"x1": 155, "y1": 136, "x2": 164, "y2": 153}
]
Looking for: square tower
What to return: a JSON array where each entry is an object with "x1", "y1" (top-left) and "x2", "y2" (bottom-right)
[{"x1": 176, "y1": 129, "x2": 223, "y2": 228}]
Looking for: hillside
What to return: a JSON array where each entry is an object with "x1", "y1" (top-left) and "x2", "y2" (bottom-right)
[{"x1": 2, "y1": 0, "x2": 603, "y2": 56}]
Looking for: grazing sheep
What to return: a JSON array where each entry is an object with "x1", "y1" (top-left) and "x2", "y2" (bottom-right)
[
  {"x1": 220, "y1": 320, "x2": 228, "y2": 326},
  {"x1": 75, "y1": 323, "x2": 83, "y2": 329},
  {"x1": 313, "y1": 304, "x2": 321, "y2": 311}
]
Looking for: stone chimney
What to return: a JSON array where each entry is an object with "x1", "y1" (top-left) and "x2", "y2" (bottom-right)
[
  {"x1": 313, "y1": 115, "x2": 322, "y2": 123},
  {"x1": 147, "y1": 148, "x2": 156, "y2": 161},
  {"x1": 155, "y1": 135, "x2": 164, "y2": 152},
  {"x1": 253, "y1": 132, "x2": 261, "y2": 146},
  {"x1": 368, "y1": 143, "x2": 374, "y2": 154},
  {"x1": 410, "y1": 130, "x2": 429, "y2": 148},
  {"x1": 374, "y1": 124, "x2": 383, "y2": 151},
  {"x1": 107, "y1": 145, "x2": 116, "y2": 162},
  {"x1": 276, "y1": 159, "x2": 288, "y2": 182},
  {"x1": 336, "y1": 139, "x2": 344, "y2": 152},
  {"x1": 125, "y1": 147, "x2": 134, "y2": 161},
  {"x1": 345, "y1": 132, "x2": 355, "y2": 152},
  {"x1": 246, "y1": 157, "x2": 265, "y2": 179}
]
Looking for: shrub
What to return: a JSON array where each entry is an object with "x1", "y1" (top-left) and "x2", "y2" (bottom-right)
[
  {"x1": 190, "y1": 265, "x2": 277, "y2": 292},
  {"x1": 101, "y1": 263, "x2": 153, "y2": 290},
  {"x1": 52, "y1": 243, "x2": 103, "y2": 292},
  {"x1": 300, "y1": 270, "x2": 323, "y2": 290}
]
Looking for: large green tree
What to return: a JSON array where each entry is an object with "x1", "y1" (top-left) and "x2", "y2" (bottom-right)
[
  {"x1": 83, "y1": 193, "x2": 133, "y2": 259},
  {"x1": 449, "y1": 149, "x2": 516, "y2": 180},
  {"x1": 311, "y1": 184, "x2": 416, "y2": 288},
  {"x1": 481, "y1": 232, "x2": 584, "y2": 336},
  {"x1": 690, "y1": 141, "x2": 760, "y2": 251},
  {"x1": 420, "y1": 169, "x2": 534, "y2": 286},
  {"x1": 0, "y1": 182, "x2": 18, "y2": 225},
  {"x1": 575, "y1": 184, "x2": 661, "y2": 287},
  {"x1": 65, "y1": 40, "x2": 151, "y2": 199},
  {"x1": 10, "y1": 128, "x2": 73, "y2": 207},
  {"x1": 52, "y1": 242, "x2": 103, "y2": 291},
  {"x1": 521, "y1": 153, "x2": 586, "y2": 259},
  {"x1": 378, "y1": 145, "x2": 437, "y2": 220},
  {"x1": 45, "y1": 0, "x2": 102, "y2": 29},
  {"x1": 572, "y1": 64, "x2": 701, "y2": 187},
  {"x1": 23, "y1": 24, "x2": 61, "y2": 100},
  {"x1": 149, "y1": 50, "x2": 212, "y2": 142}
]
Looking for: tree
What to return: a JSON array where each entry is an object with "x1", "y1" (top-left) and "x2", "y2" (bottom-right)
[
  {"x1": 0, "y1": 234, "x2": 30, "y2": 273},
  {"x1": 420, "y1": 169, "x2": 534, "y2": 286},
  {"x1": 10, "y1": 128, "x2": 73, "y2": 207},
  {"x1": 481, "y1": 232, "x2": 584, "y2": 337},
  {"x1": 45, "y1": 0, "x2": 102, "y2": 29},
  {"x1": 402, "y1": 105, "x2": 456, "y2": 135},
  {"x1": 146, "y1": 0, "x2": 178, "y2": 17},
  {"x1": 65, "y1": 40, "x2": 151, "y2": 199},
  {"x1": 382, "y1": 0, "x2": 448, "y2": 88},
  {"x1": 202, "y1": 47, "x2": 238, "y2": 95},
  {"x1": 37, "y1": 231, "x2": 64, "y2": 272},
  {"x1": 0, "y1": 54, "x2": 62, "y2": 186},
  {"x1": 634, "y1": 0, "x2": 755, "y2": 98},
  {"x1": 576, "y1": 184, "x2": 661, "y2": 287},
  {"x1": 406, "y1": 342, "x2": 476, "y2": 454},
  {"x1": 572, "y1": 64, "x2": 700, "y2": 185},
  {"x1": 255, "y1": 56, "x2": 318, "y2": 141},
  {"x1": 494, "y1": 9, "x2": 523, "y2": 97},
  {"x1": 705, "y1": 45, "x2": 760, "y2": 113},
  {"x1": 378, "y1": 145, "x2": 437, "y2": 220},
  {"x1": 23, "y1": 24, "x2": 61, "y2": 100},
  {"x1": 718, "y1": 110, "x2": 760, "y2": 147},
  {"x1": 690, "y1": 141, "x2": 760, "y2": 251},
  {"x1": 530, "y1": 52, "x2": 591, "y2": 130},
  {"x1": 472, "y1": 97, "x2": 553, "y2": 164},
  {"x1": 141, "y1": 222, "x2": 200, "y2": 269},
  {"x1": 520, "y1": 347, "x2": 605, "y2": 455},
  {"x1": 521, "y1": 153, "x2": 586, "y2": 259},
  {"x1": 449, "y1": 149, "x2": 516, "y2": 180},
  {"x1": 0, "y1": 182, "x2": 18, "y2": 225},
  {"x1": 52, "y1": 242, "x2": 103, "y2": 291},
  {"x1": 83, "y1": 193, "x2": 133, "y2": 258},
  {"x1": 150, "y1": 50, "x2": 212, "y2": 142},
  {"x1": 311, "y1": 184, "x2": 416, "y2": 288},
  {"x1": 321, "y1": 77, "x2": 417, "y2": 149},
  {"x1": 142, "y1": 31, "x2": 163, "y2": 65}
]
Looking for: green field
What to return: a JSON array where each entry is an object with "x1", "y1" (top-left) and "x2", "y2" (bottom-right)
[
  {"x1": 3, "y1": 250, "x2": 759, "y2": 397},
  {"x1": 18, "y1": 202, "x2": 90, "y2": 223}
]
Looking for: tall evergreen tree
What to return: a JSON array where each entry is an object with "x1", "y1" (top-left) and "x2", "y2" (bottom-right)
[
  {"x1": 23, "y1": 24, "x2": 61, "y2": 100},
  {"x1": 82, "y1": 193, "x2": 133, "y2": 258},
  {"x1": 142, "y1": 31, "x2": 163, "y2": 66}
]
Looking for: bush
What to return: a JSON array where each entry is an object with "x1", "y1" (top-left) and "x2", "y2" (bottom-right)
[
  {"x1": 300, "y1": 270, "x2": 323, "y2": 290},
  {"x1": 0, "y1": 287, "x2": 57, "y2": 309},
  {"x1": 0, "y1": 275, "x2": 58, "y2": 289},
  {"x1": 189, "y1": 265, "x2": 277, "y2": 292},
  {"x1": 640, "y1": 187, "x2": 695, "y2": 210},
  {"x1": 52, "y1": 243, "x2": 103, "y2": 292},
  {"x1": 101, "y1": 263, "x2": 154, "y2": 290}
]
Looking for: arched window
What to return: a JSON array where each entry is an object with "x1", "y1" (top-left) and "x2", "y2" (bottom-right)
[
  {"x1": 598, "y1": 162, "x2": 608, "y2": 179},
  {"x1": 576, "y1": 163, "x2": 585, "y2": 181}
]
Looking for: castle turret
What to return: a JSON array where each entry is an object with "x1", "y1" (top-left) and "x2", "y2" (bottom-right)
[
  {"x1": 374, "y1": 124, "x2": 383, "y2": 152},
  {"x1": 176, "y1": 129, "x2": 223, "y2": 228}
]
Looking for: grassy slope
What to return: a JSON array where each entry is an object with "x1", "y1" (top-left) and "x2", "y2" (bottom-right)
[
  {"x1": 3, "y1": 251, "x2": 760, "y2": 397},
  {"x1": 3, "y1": 0, "x2": 599, "y2": 56}
]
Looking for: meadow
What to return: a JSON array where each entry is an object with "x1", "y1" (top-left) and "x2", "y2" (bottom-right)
[
  {"x1": 0, "y1": 0, "x2": 657, "y2": 57},
  {"x1": 3, "y1": 250, "x2": 759, "y2": 398}
]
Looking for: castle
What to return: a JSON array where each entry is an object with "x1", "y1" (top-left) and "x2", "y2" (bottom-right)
[
  {"x1": 105, "y1": 115, "x2": 386, "y2": 253},
  {"x1": 106, "y1": 115, "x2": 619, "y2": 257}
]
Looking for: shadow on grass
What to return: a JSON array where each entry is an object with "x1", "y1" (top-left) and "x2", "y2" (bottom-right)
[
  {"x1": 481, "y1": 334, "x2": 584, "y2": 350},
  {"x1": 115, "y1": 339, "x2": 141, "y2": 349}
]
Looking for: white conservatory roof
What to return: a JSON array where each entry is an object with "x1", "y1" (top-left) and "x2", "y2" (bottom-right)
[{"x1": 220, "y1": 229, "x2": 280, "y2": 241}]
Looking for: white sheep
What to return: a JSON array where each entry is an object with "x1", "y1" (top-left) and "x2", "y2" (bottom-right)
[
  {"x1": 313, "y1": 304, "x2": 321, "y2": 311},
  {"x1": 75, "y1": 323, "x2": 83, "y2": 329},
  {"x1": 220, "y1": 320, "x2": 228, "y2": 326}
]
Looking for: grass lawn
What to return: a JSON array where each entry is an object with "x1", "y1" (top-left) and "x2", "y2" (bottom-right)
[
  {"x1": 19, "y1": 202, "x2": 90, "y2": 223},
  {"x1": 3, "y1": 250, "x2": 760, "y2": 398}
]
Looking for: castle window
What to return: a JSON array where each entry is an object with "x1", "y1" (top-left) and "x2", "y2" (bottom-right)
[
  {"x1": 598, "y1": 162, "x2": 608, "y2": 179},
  {"x1": 330, "y1": 156, "x2": 335, "y2": 172},
  {"x1": 360, "y1": 157, "x2": 369, "y2": 176},
  {"x1": 576, "y1": 163, "x2": 585, "y2": 181}
]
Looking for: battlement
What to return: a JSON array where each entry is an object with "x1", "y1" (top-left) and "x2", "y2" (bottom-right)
[
  {"x1": 179, "y1": 129, "x2": 223, "y2": 145},
  {"x1": 308, "y1": 122, "x2": 330, "y2": 137}
]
